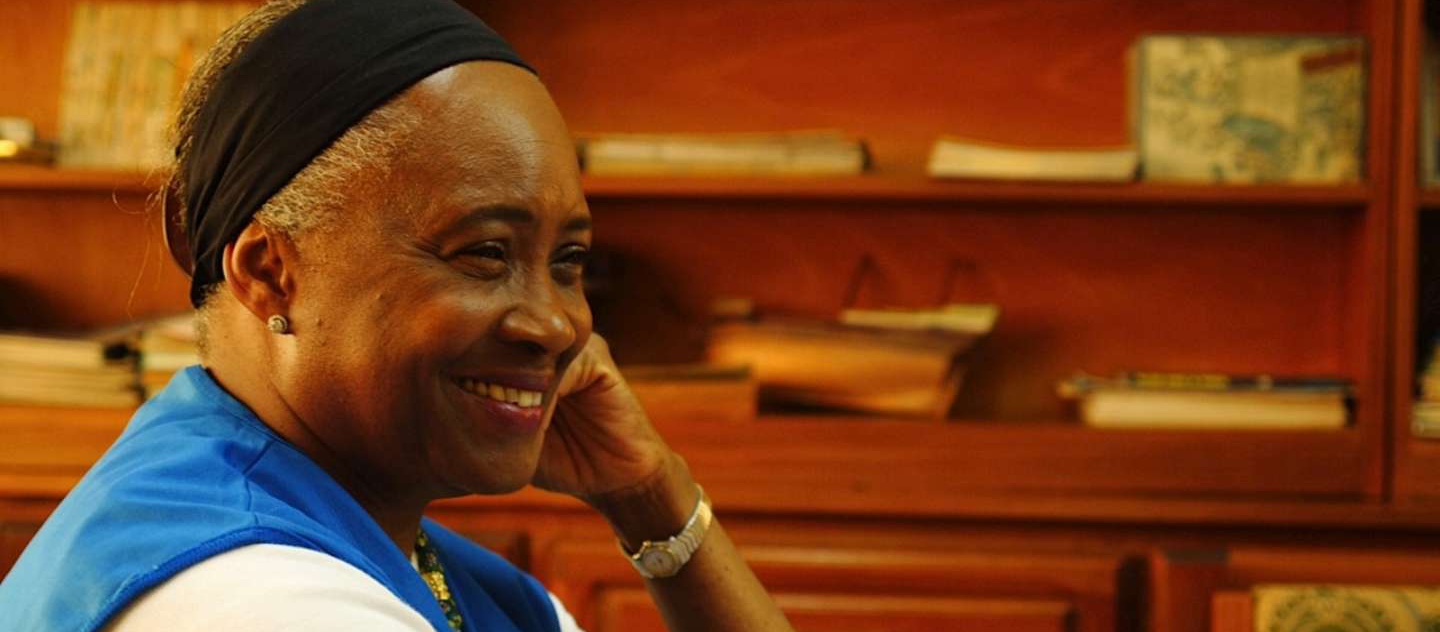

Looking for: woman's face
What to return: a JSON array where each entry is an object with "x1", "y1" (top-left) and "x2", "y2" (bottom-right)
[{"x1": 281, "y1": 62, "x2": 593, "y2": 499}]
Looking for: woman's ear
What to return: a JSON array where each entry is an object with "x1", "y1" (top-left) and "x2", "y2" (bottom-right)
[{"x1": 221, "y1": 222, "x2": 298, "y2": 327}]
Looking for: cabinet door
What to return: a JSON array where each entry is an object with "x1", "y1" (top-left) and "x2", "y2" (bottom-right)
[
  {"x1": 1151, "y1": 547, "x2": 1440, "y2": 632},
  {"x1": 594, "y1": 587, "x2": 1073, "y2": 632},
  {"x1": 540, "y1": 539, "x2": 1134, "y2": 632}
]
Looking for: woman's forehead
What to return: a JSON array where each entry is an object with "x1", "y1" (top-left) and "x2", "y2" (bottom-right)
[{"x1": 389, "y1": 65, "x2": 586, "y2": 234}]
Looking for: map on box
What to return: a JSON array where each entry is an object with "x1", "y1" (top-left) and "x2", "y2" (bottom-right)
[{"x1": 1133, "y1": 35, "x2": 1366, "y2": 184}]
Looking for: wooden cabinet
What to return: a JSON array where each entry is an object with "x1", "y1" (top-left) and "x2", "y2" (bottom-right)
[
  {"x1": 1151, "y1": 547, "x2": 1440, "y2": 632},
  {"x1": 539, "y1": 538, "x2": 1133, "y2": 632},
  {"x1": 1392, "y1": 0, "x2": 1440, "y2": 503},
  {"x1": 5, "y1": 0, "x2": 1440, "y2": 630},
  {"x1": 596, "y1": 589, "x2": 1076, "y2": 632}
]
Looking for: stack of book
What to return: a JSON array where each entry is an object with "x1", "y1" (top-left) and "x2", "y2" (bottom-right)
[
  {"x1": 136, "y1": 313, "x2": 200, "y2": 399},
  {"x1": 0, "y1": 117, "x2": 58, "y2": 165},
  {"x1": 1059, "y1": 372, "x2": 1351, "y2": 430},
  {"x1": 926, "y1": 137, "x2": 1137, "y2": 182},
  {"x1": 1422, "y1": 44, "x2": 1440, "y2": 186},
  {"x1": 57, "y1": 1, "x2": 253, "y2": 169},
  {"x1": 1413, "y1": 338, "x2": 1440, "y2": 438},
  {"x1": 705, "y1": 304, "x2": 997, "y2": 418},
  {"x1": 0, "y1": 330, "x2": 139, "y2": 408},
  {"x1": 578, "y1": 130, "x2": 868, "y2": 177}
]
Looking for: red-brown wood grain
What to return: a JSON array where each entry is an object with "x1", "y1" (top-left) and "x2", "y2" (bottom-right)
[
  {"x1": 469, "y1": 0, "x2": 1364, "y2": 173},
  {"x1": 0, "y1": 189, "x2": 190, "y2": 329},
  {"x1": 590, "y1": 199, "x2": 1361, "y2": 421},
  {"x1": 1152, "y1": 546, "x2": 1440, "y2": 632},
  {"x1": 1209, "y1": 591, "x2": 1253, "y2": 632},
  {"x1": 594, "y1": 587, "x2": 1076, "y2": 632},
  {"x1": 1390, "y1": 0, "x2": 1433, "y2": 504},
  {"x1": 541, "y1": 538, "x2": 1124, "y2": 632}
]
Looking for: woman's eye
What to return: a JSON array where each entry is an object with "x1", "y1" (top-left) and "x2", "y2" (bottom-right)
[
  {"x1": 461, "y1": 242, "x2": 507, "y2": 260},
  {"x1": 551, "y1": 246, "x2": 590, "y2": 281},
  {"x1": 453, "y1": 241, "x2": 509, "y2": 278},
  {"x1": 554, "y1": 246, "x2": 590, "y2": 268}
]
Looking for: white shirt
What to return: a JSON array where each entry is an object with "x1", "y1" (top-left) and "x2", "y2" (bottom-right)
[{"x1": 106, "y1": 543, "x2": 583, "y2": 631}]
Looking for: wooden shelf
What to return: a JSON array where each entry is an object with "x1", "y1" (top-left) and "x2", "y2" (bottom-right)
[
  {"x1": 582, "y1": 174, "x2": 1370, "y2": 206},
  {"x1": 1, "y1": 407, "x2": 1425, "y2": 529},
  {"x1": 0, "y1": 406, "x2": 1378, "y2": 525},
  {"x1": 0, "y1": 165, "x2": 157, "y2": 194},
  {"x1": 438, "y1": 483, "x2": 1440, "y2": 532},
  {"x1": 0, "y1": 165, "x2": 1372, "y2": 207}
]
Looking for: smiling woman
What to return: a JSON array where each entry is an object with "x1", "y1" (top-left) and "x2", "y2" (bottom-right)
[{"x1": 0, "y1": 1, "x2": 792, "y2": 631}]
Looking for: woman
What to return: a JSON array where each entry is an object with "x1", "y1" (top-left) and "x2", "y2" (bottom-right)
[{"x1": 0, "y1": 0, "x2": 793, "y2": 630}]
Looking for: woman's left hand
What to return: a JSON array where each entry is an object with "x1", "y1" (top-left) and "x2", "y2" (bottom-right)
[{"x1": 533, "y1": 334, "x2": 679, "y2": 503}]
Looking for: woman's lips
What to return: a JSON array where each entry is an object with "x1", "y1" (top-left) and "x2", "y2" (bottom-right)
[
  {"x1": 451, "y1": 377, "x2": 547, "y2": 434},
  {"x1": 454, "y1": 377, "x2": 545, "y2": 407}
]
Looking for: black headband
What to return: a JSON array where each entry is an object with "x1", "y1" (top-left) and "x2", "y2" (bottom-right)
[{"x1": 179, "y1": 0, "x2": 533, "y2": 307}]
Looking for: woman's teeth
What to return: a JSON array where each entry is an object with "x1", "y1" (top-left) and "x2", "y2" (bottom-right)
[{"x1": 455, "y1": 378, "x2": 544, "y2": 408}]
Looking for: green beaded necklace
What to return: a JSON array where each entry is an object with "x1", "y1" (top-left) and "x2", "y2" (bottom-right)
[{"x1": 415, "y1": 529, "x2": 464, "y2": 631}]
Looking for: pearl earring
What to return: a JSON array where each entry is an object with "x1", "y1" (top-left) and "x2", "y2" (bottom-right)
[{"x1": 266, "y1": 315, "x2": 291, "y2": 335}]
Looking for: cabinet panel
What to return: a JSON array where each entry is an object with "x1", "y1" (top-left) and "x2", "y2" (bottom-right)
[
  {"x1": 1151, "y1": 547, "x2": 1440, "y2": 632},
  {"x1": 594, "y1": 587, "x2": 1073, "y2": 632},
  {"x1": 540, "y1": 539, "x2": 1134, "y2": 632}
]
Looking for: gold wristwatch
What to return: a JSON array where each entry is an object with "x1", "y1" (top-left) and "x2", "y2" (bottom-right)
[{"x1": 620, "y1": 485, "x2": 712, "y2": 579}]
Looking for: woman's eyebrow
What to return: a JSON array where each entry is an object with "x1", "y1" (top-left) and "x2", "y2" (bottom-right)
[
  {"x1": 466, "y1": 205, "x2": 534, "y2": 225},
  {"x1": 426, "y1": 205, "x2": 532, "y2": 242},
  {"x1": 563, "y1": 215, "x2": 592, "y2": 233},
  {"x1": 432, "y1": 205, "x2": 592, "y2": 240}
]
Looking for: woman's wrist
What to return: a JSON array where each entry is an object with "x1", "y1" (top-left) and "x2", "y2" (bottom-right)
[{"x1": 588, "y1": 451, "x2": 701, "y2": 551}]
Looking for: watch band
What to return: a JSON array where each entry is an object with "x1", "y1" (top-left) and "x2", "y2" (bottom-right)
[{"x1": 620, "y1": 484, "x2": 712, "y2": 579}]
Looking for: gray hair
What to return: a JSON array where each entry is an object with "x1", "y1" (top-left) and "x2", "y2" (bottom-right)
[{"x1": 168, "y1": 0, "x2": 418, "y2": 350}]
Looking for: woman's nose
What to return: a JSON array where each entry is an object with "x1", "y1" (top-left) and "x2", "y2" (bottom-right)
[{"x1": 496, "y1": 286, "x2": 578, "y2": 356}]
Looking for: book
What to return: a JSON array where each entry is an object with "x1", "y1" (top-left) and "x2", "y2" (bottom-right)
[
  {"x1": 925, "y1": 137, "x2": 1137, "y2": 182},
  {"x1": 1414, "y1": 401, "x2": 1440, "y2": 439},
  {"x1": 0, "y1": 329, "x2": 139, "y2": 408},
  {"x1": 1131, "y1": 34, "x2": 1366, "y2": 184},
  {"x1": 1059, "y1": 372, "x2": 1350, "y2": 430},
  {"x1": 56, "y1": 2, "x2": 253, "y2": 169},
  {"x1": 0, "y1": 331, "x2": 133, "y2": 371},
  {"x1": 621, "y1": 364, "x2": 756, "y2": 423},
  {"x1": 1060, "y1": 371, "x2": 1351, "y2": 394},
  {"x1": 579, "y1": 130, "x2": 868, "y2": 177},
  {"x1": 1423, "y1": 41, "x2": 1440, "y2": 186},
  {"x1": 0, "y1": 364, "x2": 140, "y2": 408},
  {"x1": 706, "y1": 317, "x2": 990, "y2": 418},
  {"x1": 135, "y1": 312, "x2": 199, "y2": 399},
  {"x1": 0, "y1": 378, "x2": 139, "y2": 408},
  {"x1": 0, "y1": 118, "x2": 58, "y2": 165},
  {"x1": 839, "y1": 303, "x2": 1000, "y2": 334},
  {"x1": 1255, "y1": 586, "x2": 1440, "y2": 632}
]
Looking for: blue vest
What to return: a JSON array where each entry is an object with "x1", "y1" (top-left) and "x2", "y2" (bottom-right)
[{"x1": 0, "y1": 366, "x2": 560, "y2": 632}]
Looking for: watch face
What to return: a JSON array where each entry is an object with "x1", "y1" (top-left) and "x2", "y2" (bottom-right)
[{"x1": 639, "y1": 547, "x2": 680, "y2": 577}]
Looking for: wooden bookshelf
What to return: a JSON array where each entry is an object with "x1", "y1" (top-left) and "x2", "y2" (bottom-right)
[
  {"x1": 0, "y1": 405, "x2": 1416, "y2": 529},
  {"x1": 1393, "y1": 0, "x2": 1440, "y2": 503},
  {"x1": 0, "y1": 166, "x2": 157, "y2": 194},
  {"x1": 3, "y1": 0, "x2": 1437, "y2": 629},
  {"x1": 0, "y1": 0, "x2": 1406, "y2": 506},
  {"x1": 0, "y1": 165, "x2": 1374, "y2": 207},
  {"x1": 583, "y1": 175, "x2": 1372, "y2": 206}
]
